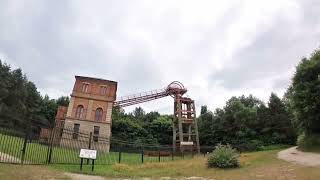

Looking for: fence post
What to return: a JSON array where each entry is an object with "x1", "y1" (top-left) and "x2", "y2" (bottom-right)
[
  {"x1": 171, "y1": 147, "x2": 174, "y2": 161},
  {"x1": 87, "y1": 132, "x2": 92, "y2": 164},
  {"x1": 158, "y1": 147, "x2": 161, "y2": 162},
  {"x1": 141, "y1": 146, "x2": 144, "y2": 164},
  {"x1": 46, "y1": 128, "x2": 55, "y2": 164},
  {"x1": 118, "y1": 151, "x2": 122, "y2": 164},
  {"x1": 191, "y1": 147, "x2": 194, "y2": 158},
  {"x1": 21, "y1": 132, "x2": 28, "y2": 164}
]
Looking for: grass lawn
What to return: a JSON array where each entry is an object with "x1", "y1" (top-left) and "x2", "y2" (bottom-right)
[
  {"x1": 1, "y1": 148, "x2": 320, "y2": 179},
  {"x1": 51, "y1": 149, "x2": 320, "y2": 179},
  {"x1": 0, "y1": 163, "x2": 69, "y2": 180},
  {"x1": 2, "y1": 133, "x2": 320, "y2": 179}
]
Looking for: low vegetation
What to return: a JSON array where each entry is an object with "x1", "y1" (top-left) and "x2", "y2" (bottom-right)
[
  {"x1": 297, "y1": 133, "x2": 320, "y2": 153},
  {"x1": 49, "y1": 149, "x2": 320, "y2": 179},
  {"x1": 207, "y1": 144, "x2": 239, "y2": 168}
]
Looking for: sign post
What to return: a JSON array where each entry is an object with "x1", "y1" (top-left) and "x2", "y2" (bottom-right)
[{"x1": 79, "y1": 149, "x2": 97, "y2": 171}]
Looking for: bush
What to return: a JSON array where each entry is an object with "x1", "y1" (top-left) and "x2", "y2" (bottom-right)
[
  {"x1": 236, "y1": 140, "x2": 264, "y2": 152},
  {"x1": 297, "y1": 133, "x2": 320, "y2": 152},
  {"x1": 207, "y1": 144, "x2": 240, "y2": 168}
]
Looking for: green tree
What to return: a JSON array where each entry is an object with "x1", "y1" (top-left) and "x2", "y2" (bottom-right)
[
  {"x1": 291, "y1": 50, "x2": 320, "y2": 134},
  {"x1": 289, "y1": 49, "x2": 320, "y2": 149},
  {"x1": 267, "y1": 93, "x2": 296, "y2": 144},
  {"x1": 56, "y1": 96, "x2": 69, "y2": 107},
  {"x1": 39, "y1": 95, "x2": 58, "y2": 128},
  {"x1": 149, "y1": 115, "x2": 172, "y2": 144}
]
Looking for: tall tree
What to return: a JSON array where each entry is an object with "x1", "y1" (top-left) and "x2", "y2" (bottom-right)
[
  {"x1": 267, "y1": 93, "x2": 296, "y2": 144},
  {"x1": 290, "y1": 49, "x2": 320, "y2": 135}
]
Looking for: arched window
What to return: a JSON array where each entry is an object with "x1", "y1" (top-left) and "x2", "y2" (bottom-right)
[
  {"x1": 81, "y1": 83, "x2": 89, "y2": 93},
  {"x1": 95, "y1": 108, "x2": 103, "y2": 121},
  {"x1": 100, "y1": 86, "x2": 107, "y2": 95},
  {"x1": 75, "y1": 105, "x2": 84, "y2": 119}
]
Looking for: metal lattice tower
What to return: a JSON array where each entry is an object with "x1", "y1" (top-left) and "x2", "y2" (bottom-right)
[{"x1": 114, "y1": 81, "x2": 200, "y2": 153}]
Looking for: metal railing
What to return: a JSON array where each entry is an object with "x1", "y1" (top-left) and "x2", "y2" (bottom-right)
[{"x1": 0, "y1": 127, "x2": 215, "y2": 165}]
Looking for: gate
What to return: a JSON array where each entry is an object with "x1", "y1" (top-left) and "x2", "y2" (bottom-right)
[
  {"x1": 0, "y1": 128, "x2": 50, "y2": 164},
  {"x1": 0, "y1": 127, "x2": 99, "y2": 165}
]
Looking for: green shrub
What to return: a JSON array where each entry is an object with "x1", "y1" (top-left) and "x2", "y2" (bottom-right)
[
  {"x1": 235, "y1": 140, "x2": 264, "y2": 152},
  {"x1": 207, "y1": 144, "x2": 240, "y2": 168},
  {"x1": 297, "y1": 133, "x2": 320, "y2": 152}
]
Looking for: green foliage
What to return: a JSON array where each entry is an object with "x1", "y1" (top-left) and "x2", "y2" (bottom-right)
[
  {"x1": 0, "y1": 60, "x2": 42, "y2": 131},
  {"x1": 290, "y1": 49, "x2": 320, "y2": 135},
  {"x1": 297, "y1": 133, "x2": 320, "y2": 152},
  {"x1": 111, "y1": 106, "x2": 172, "y2": 145},
  {"x1": 198, "y1": 94, "x2": 296, "y2": 151},
  {"x1": 56, "y1": 96, "x2": 69, "y2": 107},
  {"x1": 207, "y1": 144, "x2": 239, "y2": 168},
  {"x1": 0, "y1": 60, "x2": 71, "y2": 132}
]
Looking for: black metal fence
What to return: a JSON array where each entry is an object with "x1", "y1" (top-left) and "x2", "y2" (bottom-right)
[{"x1": 0, "y1": 127, "x2": 215, "y2": 165}]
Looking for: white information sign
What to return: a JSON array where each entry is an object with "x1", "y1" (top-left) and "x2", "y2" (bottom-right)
[
  {"x1": 79, "y1": 149, "x2": 97, "y2": 159},
  {"x1": 181, "y1": 141, "x2": 194, "y2": 146}
]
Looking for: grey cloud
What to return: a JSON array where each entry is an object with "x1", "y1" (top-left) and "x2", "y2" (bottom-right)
[
  {"x1": 209, "y1": 2, "x2": 320, "y2": 91},
  {"x1": 1, "y1": 0, "x2": 320, "y2": 114}
]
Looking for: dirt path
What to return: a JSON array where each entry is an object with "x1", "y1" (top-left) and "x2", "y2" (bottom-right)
[
  {"x1": 278, "y1": 146, "x2": 320, "y2": 166},
  {"x1": 64, "y1": 172, "x2": 106, "y2": 180},
  {"x1": 64, "y1": 173, "x2": 210, "y2": 180}
]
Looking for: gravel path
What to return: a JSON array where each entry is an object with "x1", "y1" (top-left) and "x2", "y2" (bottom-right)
[{"x1": 278, "y1": 146, "x2": 320, "y2": 166}]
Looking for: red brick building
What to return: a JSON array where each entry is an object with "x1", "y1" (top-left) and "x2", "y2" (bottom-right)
[{"x1": 39, "y1": 76, "x2": 117, "y2": 152}]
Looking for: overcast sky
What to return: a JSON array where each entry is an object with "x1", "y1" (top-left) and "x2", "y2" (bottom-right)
[{"x1": 0, "y1": 0, "x2": 319, "y2": 114}]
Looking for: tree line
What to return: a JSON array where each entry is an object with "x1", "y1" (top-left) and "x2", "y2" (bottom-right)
[
  {"x1": 0, "y1": 60, "x2": 69, "y2": 133},
  {"x1": 198, "y1": 94, "x2": 296, "y2": 151}
]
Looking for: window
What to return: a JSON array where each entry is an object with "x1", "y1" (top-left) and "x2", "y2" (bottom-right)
[
  {"x1": 81, "y1": 83, "x2": 89, "y2": 93},
  {"x1": 73, "y1": 123, "x2": 80, "y2": 139},
  {"x1": 75, "y1": 105, "x2": 84, "y2": 119},
  {"x1": 100, "y1": 86, "x2": 107, "y2": 95},
  {"x1": 93, "y1": 126, "x2": 100, "y2": 142},
  {"x1": 95, "y1": 108, "x2": 103, "y2": 121}
]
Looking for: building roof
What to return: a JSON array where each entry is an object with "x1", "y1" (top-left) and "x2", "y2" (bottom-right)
[{"x1": 75, "y1": 75, "x2": 117, "y2": 84}]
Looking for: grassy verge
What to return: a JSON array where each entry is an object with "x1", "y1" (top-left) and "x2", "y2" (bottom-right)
[
  {"x1": 2, "y1": 148, "x2": 320, "y2": 179},
  {"x1": 50, "y1": 149, "x2": 320, "y2": 179},
  {"x1": 0, "y1": 163, "x2": 69, "y2": 180}
]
